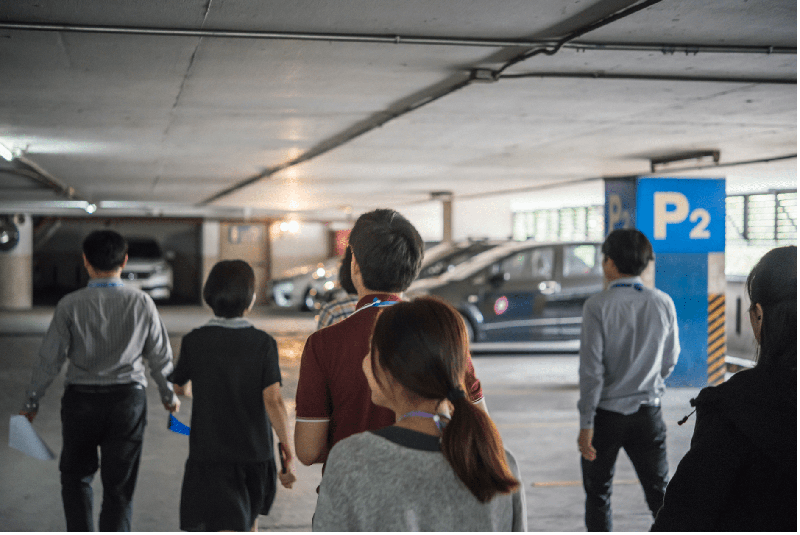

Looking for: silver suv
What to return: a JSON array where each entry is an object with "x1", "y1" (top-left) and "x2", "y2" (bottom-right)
[{"x1": 121, "y1": 237, "x2": 174, "y2": 301}]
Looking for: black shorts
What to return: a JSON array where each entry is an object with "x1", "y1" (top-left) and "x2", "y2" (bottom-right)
[{"x1": 179, "y1": 458, "x2": 277, "y2": 531}]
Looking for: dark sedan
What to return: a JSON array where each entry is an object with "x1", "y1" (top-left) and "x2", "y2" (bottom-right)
[{"x1": 407, "y1": 240, "x2": 603, "y2": 351}]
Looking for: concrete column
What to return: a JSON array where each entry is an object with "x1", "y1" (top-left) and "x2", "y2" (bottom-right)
[
  {"x1": 0, "y1": 214, "x2": 33, "y2": 309},
  {"x1": 442, "y1": 195, "x2": 453, "y2": 243},
  {"x1": 200, "y1": 220, "x2": 220, "y2": 305},
  {"x1": 604, "y1": 177, "x2": 726, "y2": 387}
]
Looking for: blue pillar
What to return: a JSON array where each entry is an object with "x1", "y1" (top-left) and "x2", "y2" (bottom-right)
[{"x1": 604, "y1": 177, "x2": 726, "y2": 387}]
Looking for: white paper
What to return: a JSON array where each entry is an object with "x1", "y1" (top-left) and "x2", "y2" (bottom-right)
[{"x1": 9, "y1": 415, "x2": 56, "y2": 461}]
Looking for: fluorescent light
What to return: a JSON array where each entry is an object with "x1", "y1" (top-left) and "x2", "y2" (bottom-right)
[{"x1": 0, "y1": 143, "x2": 14, "y2": 161}]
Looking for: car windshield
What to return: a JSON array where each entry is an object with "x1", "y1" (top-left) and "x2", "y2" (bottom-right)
[
  {"x1": 418, "y1": 243, "x2": 497, "y2": 279},
  {"x1": 127, "y1": 240, "x2": 162, "y2": 259}
]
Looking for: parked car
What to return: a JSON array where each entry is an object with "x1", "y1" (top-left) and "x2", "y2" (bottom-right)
[
  {"x1": 270, "y1": 256, "x2": 340, "y2": 311},
  {"x1": 121, "y1": 237, "x2": 174, "y2": 301},
  {"x1": 407, "y1": 240, "x2": 603, "y2": 350},
  {"x1": 416, "y1": 239, "x2": 504, "y2": 280},
  {"x1": 315, "y1": 239, "x2": 504, "y2": 308}
]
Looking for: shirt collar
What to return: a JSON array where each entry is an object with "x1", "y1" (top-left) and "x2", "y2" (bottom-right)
[
  {"x1": 87, "y1": 277, "x2": 124, "y2": 287},
  {"x1": 612, "y1": 276, "x2": 644, "y2": 285},
  {"x1": 205, "y1": 317, "x2": 253, "y2": 329}
]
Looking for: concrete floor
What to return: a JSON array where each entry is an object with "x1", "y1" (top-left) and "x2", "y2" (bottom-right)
[{"x1": 0, "y1": 305, "x2": 704, "y2": 531}]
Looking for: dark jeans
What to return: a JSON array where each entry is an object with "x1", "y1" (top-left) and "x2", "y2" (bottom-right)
[
  {"x1": 60, "y1": 384, "x2": 147, "y2": 532},
  {"x1": 581, "y1": 405, "x2": 668, "y2": 532}
]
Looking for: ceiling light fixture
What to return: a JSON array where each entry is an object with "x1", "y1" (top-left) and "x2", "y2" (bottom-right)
[
  {"x1": 84, "y1": 203, "x2": 98, "y2": 214},
  {"x1": 650, "y1": 150, "x2": 720, "y2": 173},
  {"x1": 0, "y1": 143, "x2": 15, "y2": 161}
]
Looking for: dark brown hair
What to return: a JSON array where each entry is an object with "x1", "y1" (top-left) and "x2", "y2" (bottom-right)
[
  {"x1": 601, "y1": 228, "x2": 654, "y2": 276},
  {"x1": 203, "y1": 260, "x2": 255, "y2": 318},
  {"x1": 348, "y1": 208, "x2": 424, "y2": 293},
  {"x1": 746, "y1": 245, "x2": 797, "y2": 371},
  {"x1": 83, "y1": 230, "x2": 128, "y2": 271},
  {"x1": 370, "y1": 297, "x2": 520, "y2": 502}
]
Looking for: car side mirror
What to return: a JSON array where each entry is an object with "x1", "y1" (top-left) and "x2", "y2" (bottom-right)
[{"x1": 489, "y1": 271, "x2": 509, "y2": 286}]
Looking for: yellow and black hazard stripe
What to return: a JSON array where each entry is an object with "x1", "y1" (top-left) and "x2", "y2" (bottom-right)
[{"x1": 707, "y1": 294, "x2": 726, "y2": 385}]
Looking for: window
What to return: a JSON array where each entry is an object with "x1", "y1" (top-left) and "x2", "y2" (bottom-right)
[
  {"x1": 529, "y1": 247, "x2": 555, "y2": 278},
  {"x1": 564, "y1": 244, "x2": 601, "y2": 277}
]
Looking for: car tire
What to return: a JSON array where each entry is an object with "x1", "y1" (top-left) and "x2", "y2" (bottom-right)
[{"x1": 301, "y1": 288, "x2": 315, "y2": 311}]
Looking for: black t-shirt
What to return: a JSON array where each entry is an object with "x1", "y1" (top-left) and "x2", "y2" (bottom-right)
[{"x1": 169, "y1": 324, "x2": 281, "y2": 462}]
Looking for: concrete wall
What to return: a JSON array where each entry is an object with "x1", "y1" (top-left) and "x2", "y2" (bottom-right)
[
  {"x1": 33, "y1": 218, "x2": 201, "y2": 303},
  {"x1": 0, "y1": 215, "x2": 33, "y2": 309},
  {"x1": 726, "y1": 277, "x2": 757, "y2": 361},
  {"x1": 270, "y1": 221, "x2": 329, "y2": 278}
]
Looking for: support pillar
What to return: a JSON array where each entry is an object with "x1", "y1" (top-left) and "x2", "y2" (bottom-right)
[
  {"x1": 200, "y1": 220, "x2": 220, "y2": 305},
  {"x1": 0, "y1": 214, "x2": 33, "y2": 309},
  {"x1": 604, "y1": 177, "x2": 726, "y2": 387}
]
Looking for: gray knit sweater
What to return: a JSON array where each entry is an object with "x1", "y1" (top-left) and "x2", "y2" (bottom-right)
[{"x1": 313, "y1": 426, "x2": 527, "y2": 531}]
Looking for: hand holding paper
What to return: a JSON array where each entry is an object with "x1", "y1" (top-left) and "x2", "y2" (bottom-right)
[{"x1": 9, "y1": 415, "x2": 56, "y2": 461}]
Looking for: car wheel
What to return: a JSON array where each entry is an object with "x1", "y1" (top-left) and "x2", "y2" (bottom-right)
[
  {"x1": 301, "y1": 288, "x2": 315, "y2": 311},
  {"x1": 461, "y1": 314, "x2": 475, "y2": 342}
]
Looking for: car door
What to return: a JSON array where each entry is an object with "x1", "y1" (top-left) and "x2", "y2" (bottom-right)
[
  {"x1": 553, "y1": 243, "x2": 604, "y2": 339},
  {"x1": 474, "y1": 245, "x2": 558, "y2": 342}
]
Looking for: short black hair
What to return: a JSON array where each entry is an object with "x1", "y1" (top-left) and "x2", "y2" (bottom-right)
[
  {"x1": 203, "y1": 260, "x2": 255, "y2": 318},
  {"x1": 601, "y1": 228, "x2": 654, "y2": 276},
  {"x1": 348, "y1": 209, "x2": 424, "y2": 293},
  {"x1": 339, "y1": 246, "x2": 357, "y2": 295},
  {"x1": 83, "y1": 230, "x2": 128, "y2": 271}
]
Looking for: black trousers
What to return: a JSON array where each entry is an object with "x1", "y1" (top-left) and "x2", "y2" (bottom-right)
[
  {"x1": 581, "y1": 405, "x2": 669, "y2": 532},
  {"x1": 59, "y1": 384, "x2": 147, "y2": 532}
]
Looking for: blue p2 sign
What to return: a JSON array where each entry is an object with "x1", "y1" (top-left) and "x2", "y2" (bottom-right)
[{"x1": 636, "y1": 178, "x2": 725, "y2": 253}]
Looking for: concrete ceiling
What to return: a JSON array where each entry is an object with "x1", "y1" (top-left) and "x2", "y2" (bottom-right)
[{"x1": 0, "y1": 0, "x2": 795, "y2": 221}]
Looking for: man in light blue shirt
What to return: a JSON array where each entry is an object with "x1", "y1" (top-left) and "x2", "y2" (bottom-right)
[{"x1": 577, "y1": 228, "x2": 680, "y2": 531}]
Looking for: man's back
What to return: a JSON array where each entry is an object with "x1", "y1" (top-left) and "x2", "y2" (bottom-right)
[
  {"x1": 26, "y1": 279, "x2": 174, "y2": 405},
  {"x1": 579, "y1": 277, "x2": 680, "y2": 422},
  {"x1": 296, "y1": 294, "x2": 400, "y2": 450}
]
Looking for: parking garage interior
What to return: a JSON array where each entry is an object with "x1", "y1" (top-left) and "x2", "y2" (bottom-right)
[{"x1": 0, "y1": 0, "x2": 796, "y2": 531}]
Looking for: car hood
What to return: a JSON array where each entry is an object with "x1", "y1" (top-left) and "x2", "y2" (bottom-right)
[{"x1": 124, "y1": 259, "x2": 168, "y2": 270}]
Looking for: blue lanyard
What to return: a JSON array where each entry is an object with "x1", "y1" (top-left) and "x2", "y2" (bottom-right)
[
  {"x1": 354, "y1": 297, "x2": 399, "y2": 314},
  {"x1": 612, "y1": 282, "x2": 644, "y2": 292},
  {"x1": 88, "y1": 281, "x2": 124, "y2": 288}
]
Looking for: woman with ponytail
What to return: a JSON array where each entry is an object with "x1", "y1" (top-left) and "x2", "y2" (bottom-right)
[
  {"x1": 313, "y1": 297, "x2": 526, "y2": 531},
  {"x1": 652, "y1": 246, "x2": 797, "y2": 531}
]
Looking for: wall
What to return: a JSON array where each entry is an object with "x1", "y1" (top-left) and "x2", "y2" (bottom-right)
[
  {"x1": 0, "y1": 214, "x2": 33, "y2": 309},
  {"x1": 218, "y1": 220, "x2": 271, "y2": 305},
  {"x1": 33, "y1": 217, "x2": 201, "y2": 303},
  {"x1": 270, "y1": 221, "x2": 330, "y2": 277},
  {"x1": 725, "y1": 277, "x2": 757, "y2": 361}
]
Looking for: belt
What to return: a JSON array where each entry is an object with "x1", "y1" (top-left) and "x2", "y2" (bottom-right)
[{"x1": 67, "y1": 383, "x2": 142, "y2": 394}]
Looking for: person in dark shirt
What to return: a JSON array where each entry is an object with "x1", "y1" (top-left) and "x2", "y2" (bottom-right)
[
  {"x1": 651, "y1": 246, "x2": 796, "y2": 531},
  {"x1": 169, "y1": 260, "x2": 296, "y2": 532}
]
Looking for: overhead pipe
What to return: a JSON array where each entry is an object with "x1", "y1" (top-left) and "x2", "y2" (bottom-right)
[
  {"x1": 499, "y1": 71, "x2": 796, "y2": 85},
  {"x1": 0, "y1": 21, "x2": 793, "y2": 56},
  {"x1": 452, "y1": 154, "x2": 798, "y2": 202}
]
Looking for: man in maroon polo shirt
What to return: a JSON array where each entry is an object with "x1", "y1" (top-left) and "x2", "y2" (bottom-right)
[{"x1": 294, "y1": 209, "x2": 485, "y2": 467}]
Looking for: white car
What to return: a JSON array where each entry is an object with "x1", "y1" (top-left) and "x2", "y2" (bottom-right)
[
  {"x1": 121, "y1": 237, "x2": 174, "y2": 301},
  {"x1": 270, "y1": 256, "x2": 341, "y2": 311}
]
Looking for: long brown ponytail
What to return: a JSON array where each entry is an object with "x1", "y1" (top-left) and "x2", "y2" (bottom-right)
[{"x1": 370, "y1": 297, "x2": 520, "y2": 502}]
